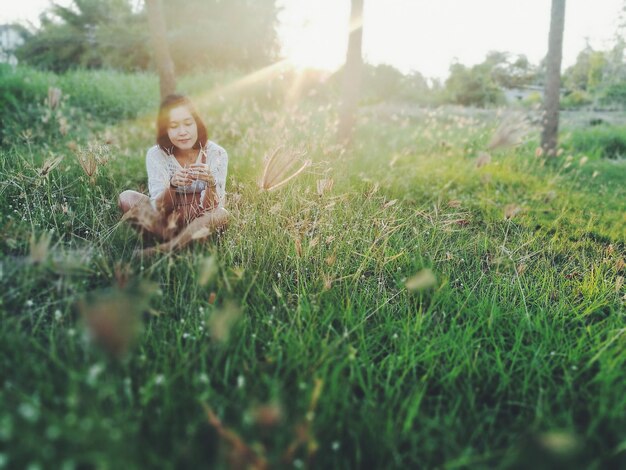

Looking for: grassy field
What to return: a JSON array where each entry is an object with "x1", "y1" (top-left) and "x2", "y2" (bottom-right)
[{"x1": 1, "y1": 67, "x2": 625, "y2": 469}]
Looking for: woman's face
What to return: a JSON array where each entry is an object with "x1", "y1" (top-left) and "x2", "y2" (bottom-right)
[{"x1": 167, "y1": 105, "x2": 198, "y2": 151}]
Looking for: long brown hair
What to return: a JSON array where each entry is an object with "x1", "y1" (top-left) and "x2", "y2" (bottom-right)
[{"x1": 156, "y1": 94, "x2": 208, "y2": 154}]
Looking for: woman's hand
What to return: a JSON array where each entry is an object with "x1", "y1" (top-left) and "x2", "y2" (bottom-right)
[
  {"x1": 189, "y1": 163, "x2": 216, "y2": 187},
  {"x1": 170, "y1": 168, "x2": 193, "y2": 188}
]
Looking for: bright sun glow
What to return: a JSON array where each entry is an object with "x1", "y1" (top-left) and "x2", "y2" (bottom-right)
[
  {"x1": 276, "y1": 0, "x2": 623, "y2": 79},
  {"x1": 278, "y1": 1, "x2": 350, "y2": 71},
  {"x1": 286, "y1": 40, "x2": 344, "y2": 71}
]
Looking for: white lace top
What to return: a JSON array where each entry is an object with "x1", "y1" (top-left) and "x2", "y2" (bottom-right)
[{"x1": 146, "y1": 141, "x2": 228, "y2": 208}]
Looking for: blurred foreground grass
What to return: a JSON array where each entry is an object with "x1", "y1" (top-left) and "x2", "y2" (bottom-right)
[{"x1": 0, "y1": 67, "x2": 625, "y2": 469}]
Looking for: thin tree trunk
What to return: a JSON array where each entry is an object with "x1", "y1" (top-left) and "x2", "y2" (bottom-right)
[
  {"x1": 541, "y1": 0, "x2": 566, "y2": 156},
  {"x1": 146, "y1": 0, "x2": 176, "y2": 100},
  {"x1": 338, "y1": 0, "x2": 364, "y2": 144}
]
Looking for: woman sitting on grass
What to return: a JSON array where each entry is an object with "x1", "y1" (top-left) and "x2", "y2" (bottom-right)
[{"x1": 118, "y1": 94, "x2": 229, "y2": 255}]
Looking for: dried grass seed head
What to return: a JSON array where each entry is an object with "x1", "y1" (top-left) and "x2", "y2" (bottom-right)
[
  {"x1": 488, "y1": 114, "x2": 530, "y2": 150},
  {"x1": 260, "y1": 146, "x2": 311, "y2": 191}
]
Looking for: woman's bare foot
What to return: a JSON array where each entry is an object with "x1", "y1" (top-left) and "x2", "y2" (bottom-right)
[{"x1": 132, "y1": 209, "x2": 228, "y2": 258}]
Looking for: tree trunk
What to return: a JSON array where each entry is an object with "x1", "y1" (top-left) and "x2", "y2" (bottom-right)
[
  {"x1": 541, "y1": 0, "x2": 566, "y2": 156},
  {"x1": 146, "y1": 0, "x2": 176, "y2": 100},
  {"x1": 338, "y1": 0, "x2": 364, "y2": 144}
]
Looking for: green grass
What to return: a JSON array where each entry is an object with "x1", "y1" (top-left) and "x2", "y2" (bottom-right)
[
  {"x1": 563, "y1": 125, "x2": 626, "y2": 160},
  {"x1": 0, "y1": 69, "x2": 625, "y2": 469}
]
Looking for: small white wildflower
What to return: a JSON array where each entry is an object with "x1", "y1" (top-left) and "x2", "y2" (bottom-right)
[
  {"x1": 18, "y1": 403, "x2": 39, "y2": 423},
  {"x1": 25, "y1": 300, "x2": 34, "y2": 307},
  {"x1": 124, "y1": 377, "x2": 132, "y2": 389},
  {"x1": 54, "y1": 310, "x2": 62, "y2": 321},
  {"x1": 332, "y1": 441, "x2": 341, "y2": 451},
  {"x1": 198, "y1": 373, "x2": 210, "y2": 384},
  {"x1": 237, "y1": 375, "x2": 245, "y2": 389},
  {"x1": 87, "y1": 363, "x2": 104, "y2": 386},
  {"x1": 155, "y1": 374, "x2": 165, "y2": 385}
]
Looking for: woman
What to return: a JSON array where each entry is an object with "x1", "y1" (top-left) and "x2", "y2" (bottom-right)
[{"x1": 118, "y1": 94, "x2": 229, "y2": 255}]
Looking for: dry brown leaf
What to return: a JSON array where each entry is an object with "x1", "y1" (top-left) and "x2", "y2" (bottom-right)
[
  {"x1": 198, "y1": 256, "x2": 218, "y2": 286},
  {"x1": 406, "y1": 269, "x2": 437, "y2": 291},
  {"x1": 325, "y1": 254, "x2": 336, "y2": 266},
  {"x1": 504, "y1": 204, "x2": 522, "y2": 220},
  {"x1": 251, "y1": 403, "x2": 283, "y2": 429},
  {"x1": 28, "y1": 232, "x2": 51, "y2": 264},
  {"x1": 208, "y1": 301, "x2": 242, "y2": 343},
  {"x1": 538, "y1": 431, "x2": 579, "y2": 456},
  {"x1": 77, "y1": 283, "x2": 156, "y2": 358}
]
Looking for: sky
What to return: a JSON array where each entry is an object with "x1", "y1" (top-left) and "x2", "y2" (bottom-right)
[
  {"x1": 278, "y1": 0, "x2": 625, "y2": 79},
  {"x1": 1, "y1": 0, "x2": 624, "y2": 80}
]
